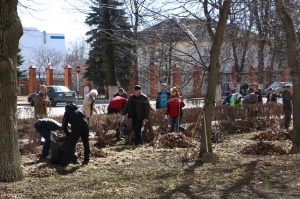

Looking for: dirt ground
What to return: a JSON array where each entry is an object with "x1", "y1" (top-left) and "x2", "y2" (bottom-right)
[{"x1": 1, "y1": 129, "x2": 300, "y2": 199}]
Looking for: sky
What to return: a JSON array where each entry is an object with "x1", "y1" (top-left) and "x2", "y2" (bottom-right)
[{"x1": 18, "y1": 0, "x2": 90, "y2": 44}]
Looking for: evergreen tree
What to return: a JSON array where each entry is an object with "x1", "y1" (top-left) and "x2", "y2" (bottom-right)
[
  {"x1": 85, "y1": 0, "x2": 134, "y2": 95},
  {"x1": 17, "y1": 48, "x2": 26, "y2": 79}
]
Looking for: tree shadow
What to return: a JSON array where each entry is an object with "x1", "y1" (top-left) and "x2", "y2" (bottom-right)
[
  {"x1": 219, "y1": 160, "x2": 270, "y2": 198},
  {"x1": 55, "y1": 165, "x2": 81, "y2": 175}
]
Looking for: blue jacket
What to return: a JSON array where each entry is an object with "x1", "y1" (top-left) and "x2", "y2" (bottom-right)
[{"x1": 156, "y1": 91, "x2": 171, "y2": 109}]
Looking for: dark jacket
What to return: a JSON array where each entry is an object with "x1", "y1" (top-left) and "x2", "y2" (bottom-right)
[
  {"x1": 113, "y1": 92, "x2": 128, "y2": 99},
  {"x1": 35, "y1": 118, "x2": 62, "y2": 131},
  {"x1": 282, "y1": 90, "x2": 292, "y2": 109},
  {"x1": 266, "y1": 93, "x2": 277, "y2": 102},
  {"x1": 63, "y1": 103, "x2": 89, "y2": 135},
  {"x1": 222, "y1": 94, "x2": 232, "y2": 105},
  {"x1": 122, "y1": 93, "x2": 150, "y2": 120},
  {"x1": 155, "y1": 91, "x2": 171, "y2": 109}
]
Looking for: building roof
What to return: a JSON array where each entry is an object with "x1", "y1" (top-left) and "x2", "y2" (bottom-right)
[{"x1": 138, "y1": 18, "x2": 214, "y2": 44}]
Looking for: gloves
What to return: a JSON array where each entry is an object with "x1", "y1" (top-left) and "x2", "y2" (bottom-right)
[{"x1": 164, "y1": 115, "x2": 168, "y2": 120}]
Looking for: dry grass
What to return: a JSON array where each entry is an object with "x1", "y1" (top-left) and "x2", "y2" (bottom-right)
[
  {"x1": 2, "y1": 104, "x2": 300, "y2": 198},
  {"x1": 1, "y1": 131, "x2": 299, "y2": 198}
]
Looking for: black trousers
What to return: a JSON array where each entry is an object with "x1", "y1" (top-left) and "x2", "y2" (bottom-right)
[
  {"x1": 132, "y1": 118, "x2": 144, "y2": 146},
  {"x1": 61, "y1": 128, "x2": 90, "y2": 166},
  {"x1": 284, "y1": 108, "x2": 292, "y2": 129}
]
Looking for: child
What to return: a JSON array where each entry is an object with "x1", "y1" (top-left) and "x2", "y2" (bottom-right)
[{"x1": 165, "y1": 87, "x2": 185, "y2": 132}]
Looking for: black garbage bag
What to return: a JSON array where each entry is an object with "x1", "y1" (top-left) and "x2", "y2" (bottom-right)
[
  {"x1": 50, "y1": 130, "x2": 66, "y2": 164},
  {"x1": 50, "y1": 130, "x2": 79, "y2": 165}
]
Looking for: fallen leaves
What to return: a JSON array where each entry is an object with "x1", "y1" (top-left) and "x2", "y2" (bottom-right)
[
  {"x1": 250, "y1": 130, "x2": 291, "y2": 141},
  {"x1": 240, "y1": 141, "x2": 287, "y2": 155},
  {"x1": 151, "y1": 132, "x2": 198, "y2": 149}
]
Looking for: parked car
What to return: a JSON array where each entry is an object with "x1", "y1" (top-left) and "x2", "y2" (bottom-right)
[
  {"x1": 264, "y1": 82, "x2": 293, "y2": 97},
  {"x1": 27, "y1": 85, "x2": 77, "y2": 107}
]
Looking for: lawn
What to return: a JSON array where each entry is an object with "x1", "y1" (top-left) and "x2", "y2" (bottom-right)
[{"x1": 1, "y1": 130, "x2": 300, "y2": 199}]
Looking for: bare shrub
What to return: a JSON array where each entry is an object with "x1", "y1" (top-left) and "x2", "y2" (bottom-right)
[{"x1": 90, "y1": 114, "x2": 125, "y2": 147}]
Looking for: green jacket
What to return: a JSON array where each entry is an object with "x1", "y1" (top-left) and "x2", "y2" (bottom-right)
[{"x1": 230, "y1": 95, "x2": 244, "y2": 110}]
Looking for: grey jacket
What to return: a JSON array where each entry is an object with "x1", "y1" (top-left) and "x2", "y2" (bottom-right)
[{"x1": 242, "y1": 93, "x2": 258, "y2": 105}]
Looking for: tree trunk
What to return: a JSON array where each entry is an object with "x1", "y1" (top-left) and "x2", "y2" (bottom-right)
[
  {"x1": 257, "y1": 39, "x2": 266, "y2": 84},
  {"x1": 275, "y1": 0, "x2": 300, "y2": 153},
  {"x1": 252, "y1": 0, "x2": 270, "y2": 84},
  {"x1": 199, "y1": 0, "x2": 231, "y2": 158},
  {"x1": 102, "y1": 0, "x2": 118, "y2": 94},
  {"x1": 0, "y1": 0, "x2": 24, "y2": 182},
  {"x1": 133, "y1": 0, "x2": 139, "y2": 84}
]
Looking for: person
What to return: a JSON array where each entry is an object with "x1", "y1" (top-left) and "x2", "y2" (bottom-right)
[
  {"x1": 229, "y1": 93, "x2": 243, "y2": 109},
  {"x1": 34, "y1": 118, "x2": 62, "y2": 161},
  {"x1": 107, "y1": 96, "x2": 128, "y2": 114},
  {"x1": 242, "y1": 91, "x2": 261, "y2": 119},
  {"x1": 227, "y1": 93, "x2": 243, "y2": 122},
  {"x1": 242, "y1": 91, "x2": 260, "y2": 105},
  {"x1": 282, "y1": 84, "x2": 292, "y2": 130},
  {"x1": 155, "y1": 83, "x2": 171, "y2": 109},
  {"x1": 266, "y1": 88, "x2": 277, "y2": 103},
  {"x1": 165, "y1": 87, "x2": 185, "y2": 132},
  {"x1": 222, "y1": 82, "x2": 227, "y2": 96},
  {"x1": 60, "y1": 103, "x2": 90, "y2": 167},
  {"x1": 113, "y1": 88, "x2": 128, "y2": 99},
  {"x1": 257, "y1": 89, "x2": 263, "y2": 103},
  {"x1": 34, "y1": 85, "x2": 51, "y2": 119},
  {"x1": 242, "y1": 81, "x2": 249, "y2": 95},
  {"x1": 122, "y1": 85, "x2": 150, "y2": 146},
  {"x1": 107, "y1": 96, "x2": 128, "y2": 140},
  {"x1": 247, "y1": 83, "x2": 255, "y2": 95},
  {"x1": 222, "y1": 93, "x2": 232, "y2": 105},
  {"x1": 82, "y1": 89, "x2": 98, "y2": 122}
]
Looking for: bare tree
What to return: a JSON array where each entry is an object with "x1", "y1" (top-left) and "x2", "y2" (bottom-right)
[
  {"x1": 65, "y1": 38, "x2": 90, "y2": 93},
  {"x1": 123, "y1": 0, "x2": 155, "y2": 84},
  {"x1": 0, "y1": 0, "x2": 24, "y2": 182},
  {"x1": 65, "y1": 37, "x2": 89, "y2": 68},
  {"x1": 31, "y1": 47, "x2": 64, "y2": 84},
  {"x1": 199, "y1": 0, "x2": 232, "y2": 159}
]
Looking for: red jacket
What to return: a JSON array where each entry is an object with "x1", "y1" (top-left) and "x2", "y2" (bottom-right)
[
  {"x1": 165, "y1": 94, "x2": 185, "y2": 117},
  {"x1": 107, "y1": 96, "x2": 128, "y2": 112}
]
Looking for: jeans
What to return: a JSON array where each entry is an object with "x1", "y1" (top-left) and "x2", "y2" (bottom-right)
[
  {"x1": 132, "y1": 118, "x2": 144, "y2": 146},
  {"x1": 170, "y1": 116, "x2": 180, "y2": 132},
  {"x1": 34, "y1": 122, "x2": 51, "y2": 158}
]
